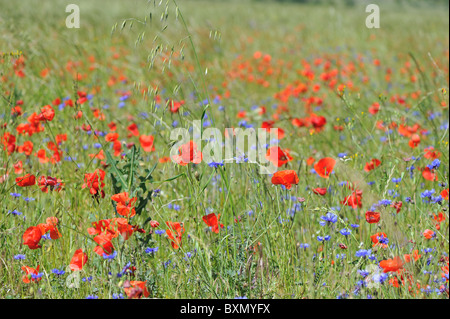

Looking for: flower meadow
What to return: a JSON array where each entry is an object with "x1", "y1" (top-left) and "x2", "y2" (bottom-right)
[{"x1": 0, "y1": 0, "x2": 449, "y2": 300}]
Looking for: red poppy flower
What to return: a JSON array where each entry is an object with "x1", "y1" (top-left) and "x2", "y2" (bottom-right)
[
  {"x1": 93, "y1": 233, "x2": 115, "y2": 256},
  {"x1": 368, "y1": 102, "x2": 380, "y2": 115},
  {"x1": 14, "y1": 161, "x2": 23, "y2": 174},
  {"x1": 111, "y1": 192, "x2": 137, "y2": 218},
  {"x1": 391, "y1": 201, "x2": 402, "y2": 213},
  {"x1": 433, "y1": 212, "x2": 445, "y2": 224},
  {"x1": 2, "y1": 132, "x2": 16, "y2": 155},
  {"x1": 36, "y1": 105, "x2": 55, "y2": 122},
  {"x1": 105, "y1": 133, "x2": 119, "y2": 142},
  {"x1": 113, "y1": 218, "x2": 136, "y2": 240},
  {"x1": 404, "y1": 250, "x2": 421, "y2": 263},
  {"x1": 69, "y1": 249, "x2": 88, "y2": 271},
  {"x1": 422, "y1": 167, "x2": 438, "y2": 181},
  {"x1": 266, "y1": 146, "x2": 293, "y2": 167},
  {"x1": 123, "y1": 280, "x2": 150, "y2": 299},
  {"x1": 306, "y1": 157, "x2": 315, "y2": 166},
  {"x1": 365, "y1": 211, "x2": 381, "y2": 224},
  {"x1": 168, "y1": 100, "x2": 184, "y2": 113},
  {"x1": 82, "y1": 169, "x2": 105, "y2": 198},
  {"x1": 310, "y1": 114, "x2": 327, "y2": 131},
  {"x1": 127, "y1": 123, "x2": 139, "y2": 137},
  {"x1": 424, "y1": 147, "x2": 441, "y2": 160},
  {"x1": 380, "y1": 256, "x2": 404, "y2": 273},
  {"x1": 21, "y1": 265, "x2": 41, "y2": 283},
  {"x1": 159, "y1": 156, "x2": 171, "y2": 163},
  {"x1": 341, "y1": 190, "x2": 363, "y2": 209},
  {"x1": 423, "y1": 229, "x2": 435, "y2": 239},
  {"x1": 441, "y1": 189, "x2": 449, "y2": 200},
  {"x1": 87, "y1": 219, "x2": 115, "y2": 237},
  {"x1": 16, "y1": 174, "x2": 36, "y2": 187},
  {"x1": 139, "y1": 135, "x2": 155, "y2": 152},
  {"x1": 314, "y1": 157, "x2": 335, "y2": 178},
  {"x1": 202, "y1": 213, "x2": 224, "y2": 234},
  {"x1": 271, "y1": 170, "x2": 299, "y2": 189},
  {"x1": 44, "y1": 217, "x2": 62, "y2": 240},
  {"x1": 38, "y1": 176, "x2": 63, "y2": 193},
  {"x1": 261, "y1": 121, "x2": 285, "y2": 139},
  {"x1": 371, "y1": 232, "x2": 388, "y2": 248},
  {"x1": 23, "y1": 226, "x2": 44, "y2": 249},
  {"x1": 312, "y1": 187, "x2": 327, "y2": 196},
  {"x1": 17, "y1": 141, "x2": 33, "y2": 156},
  {"x1": 166, "y1": 221, "x2": 185, "y2": 249},
  {"x1": 408, "y1": 134, "x2": 421, "y2": 148},
  {"x1": 364, "y1": 158, "x2": 381, "y2": 172},
  {"x1": 171, "y1": 141, "x2": 202, "y2": 166}
]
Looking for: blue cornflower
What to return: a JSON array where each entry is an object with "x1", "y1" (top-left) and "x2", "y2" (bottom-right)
[
  {"x1": 427, "y1": 159, "x2": 441, "y2": 170},
  {"x1": 340, "y1": 229, "x2": 351, "y2": 236},
  {"x1": 377, "y1": 235, "x2": 389, "y2": 245},
  {"x1": 86, "y1": 295, "x2": 98, "y2": 299},
  {"x1": 112, "y1": 293, "x2": 125, "y2": 299},
  {"x1": 350, "y1": 224, "x2": 360, "y2": 228},
  {"x1": 355, "y1": 249, "x2": 372, "y2": 258},
  {"x1": 372, "y1": 273, "x2": 388, "y2": 284},
  {"x1": 10, "y1": 192, "x2": 21, "y2": 198},
  {"x1": 41, "y1": 233, "x2": 51, "y2": 240},
  {"x1": 145, "y1": 247, "x2": 159, "y2": 254},
  {"x1": 14, "y1": 254, "x2": 26, "y2": 260},
  {"x1": 320, "y1": 212, "x2": 338, "y2": 226},
  {"x1": 82, "y1": 276, "x2": 93, "y2": 282},
  {"x1": 9, "y1": 209, "x2": 22, "y2": 216},
  {"x1": 208, "y1": 161, "x2": 224, "y2": 168},
  {"x1": 31, "y1": 273, "x2": 44, "y2": 280},
  {"x1": 421, "y1": 189, "x2": 435, "y2": 198},
  {"x1": 338, "y1": 153, "x2": 347, "y2": 158},
  {"x1": 378, "y1": 199, "x2": 392, "y2": 206},
  {"x1": 392, "y1": 177, "x2": 402, "y2": 184},
  {"x1": 299, "y1": 243, "x2": 309, "y2": 249},
  {"x1": 358, "y1": 270, "x2": 370, "y2": 278},
  {"x1": 324, "y1": 235, "x2": 331, "y2": 241},
  {"x1": 103, "y1": 250, "x2": 118, "y2": 260},
  {"x1": 431, "y1": 195, "x2": 443, "y2": 203},
  {"x1": 23, "y1": 197, "x2": 35, "y2": 202},
  {"x1": 317, "y1": 236, "x2": 324, "y2": 242},
  {"x1": 52, "y1": 268, "x2": 66, "y2": 276}
]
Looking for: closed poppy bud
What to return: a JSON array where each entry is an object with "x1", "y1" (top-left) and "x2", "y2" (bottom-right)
[{"x1": 150, "y1": 220, "x2": 160, "y2": 228}]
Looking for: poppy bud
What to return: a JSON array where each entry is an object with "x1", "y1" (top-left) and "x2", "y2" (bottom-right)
[{"x1": 150, "y1": 220, "x2": 160, "y2": 228}]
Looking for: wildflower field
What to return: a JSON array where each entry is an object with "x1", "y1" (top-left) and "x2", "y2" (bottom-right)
[{"x1": 0, "y1": 0, "x2": 449, "y2": 300}]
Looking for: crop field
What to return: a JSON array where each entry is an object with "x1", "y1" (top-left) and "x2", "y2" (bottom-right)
[{"x1": 0, "y1": 0, "x2": 448, "y2": 300}]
